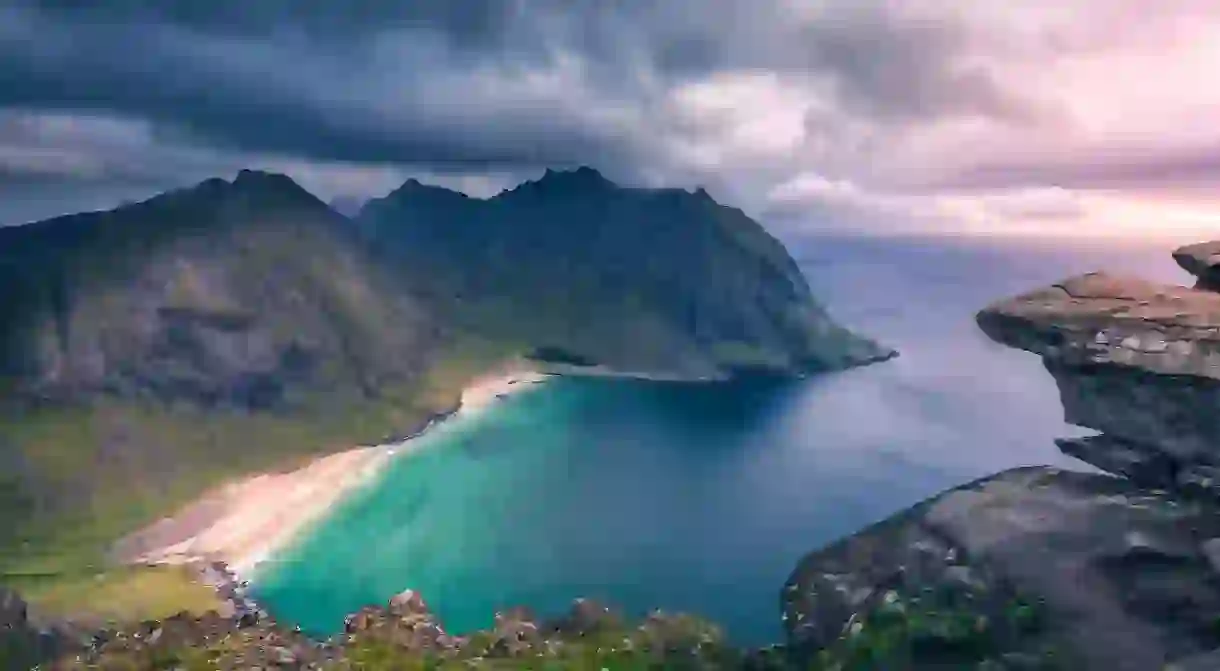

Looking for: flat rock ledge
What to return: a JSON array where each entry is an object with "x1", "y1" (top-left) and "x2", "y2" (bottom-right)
[
  {"x1": 976, "y1": 267, "x2": 1220, "y2": 483},
  {"x1": 783, "y1": 241, "x2": 1220, "y2": 670}
]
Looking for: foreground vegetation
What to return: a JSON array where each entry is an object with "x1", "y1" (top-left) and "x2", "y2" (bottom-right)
[{"x1": 0, "y1": 581, "x2": 1060, "y2": 671}]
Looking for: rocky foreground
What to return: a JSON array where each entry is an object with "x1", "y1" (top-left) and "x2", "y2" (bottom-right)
[
  {"x1": 784, "y1": 241, "x2": 1220, "y2": 670},
  {"x1": 3, "y1": 585, "x2": 799, "y2": 670}
]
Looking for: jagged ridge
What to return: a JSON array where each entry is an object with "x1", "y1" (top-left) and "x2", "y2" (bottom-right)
[{"x1": 356, "y1": 167, "x2": 894, "y2": 377}]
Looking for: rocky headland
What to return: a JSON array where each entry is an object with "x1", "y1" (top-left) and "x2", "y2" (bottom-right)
[{"x1": 782, "y1": 241, "x2": 1220, "y2": 670}]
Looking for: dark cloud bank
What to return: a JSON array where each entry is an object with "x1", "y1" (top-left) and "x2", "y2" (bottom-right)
[
  {"x1": 0, "y1": 0, "x2": 1213, "y2": 231},
  {"x1": 0, "y1": 0, "x2": 1036, "y2": 223}
]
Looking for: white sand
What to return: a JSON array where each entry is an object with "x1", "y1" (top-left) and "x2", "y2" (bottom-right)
[
  {"x1": 118, "y1": 368, "x2": 550, "y2": 581},
  {"x1": 121, "y1": 445, "x2": 396, "y2": 577},
  {"x1": 458, "y1": 368, "x2": 551, "y2": 414}
]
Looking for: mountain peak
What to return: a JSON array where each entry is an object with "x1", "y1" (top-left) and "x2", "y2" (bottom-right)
[
  {"x1": 385, "y1": 177, "x2": 468, "y2": 200},
  {"x1": 231, "y1": 169, "x2": 307, "y2": 194},
  {"x1": 208, "y1": 170, "x2": 332, "y2": 213},
  {"x1": 534, "y1": 166, "x2": 613, "y2": 189}
]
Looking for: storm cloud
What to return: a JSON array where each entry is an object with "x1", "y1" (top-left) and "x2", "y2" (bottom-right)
[{"x1": 1, "y1": 0, "x2": 1217, "y2": 235}]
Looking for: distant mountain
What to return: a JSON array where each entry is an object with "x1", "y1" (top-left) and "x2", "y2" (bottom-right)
[
  {"x1": 328, "y1": 195, "x2": 366, "y2": 217},
  {"x1": 357, "y1": 167, "x2": 893, "y2": 377}
]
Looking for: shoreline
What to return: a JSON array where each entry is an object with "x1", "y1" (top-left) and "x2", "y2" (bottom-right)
[
  {"x1": 110, "y1": 362, "x2": 759, "y2": 619},
  {"x1": 534, "y1": 362, "x2": 726, "y2": 382},
  {"x1": 112, "y1": 360, "x2": 833, "y2": 585},
  {"x1": 113, "y1": 367, "x2": 554, "y2": 592}
]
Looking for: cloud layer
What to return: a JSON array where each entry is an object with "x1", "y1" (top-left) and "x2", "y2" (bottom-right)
[{"x1": 2, "y1": 0, "x2": 1218, "y2": 237}]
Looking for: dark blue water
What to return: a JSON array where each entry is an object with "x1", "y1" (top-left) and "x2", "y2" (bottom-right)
[{"x1": 253, "y1": 233, "x2": 1193, "y2": 645}]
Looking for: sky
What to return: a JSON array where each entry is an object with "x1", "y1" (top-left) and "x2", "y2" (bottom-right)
[{"x1": 2, "y1": 0, "x2": 1219, "y2": 239}]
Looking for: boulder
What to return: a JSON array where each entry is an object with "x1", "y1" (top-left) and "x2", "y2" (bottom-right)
[
  {"x1": 341, "y1": 589, "x2": 456, "y2": 655},
  {"x1": 976, "y1": 271, "x2": 1220, "y2": 486},
  {"x1": 783, "y1": 467, "x2": 1220, "y2": 670},
  {"x1": 485, "y1": 607, "x2": 542, "y2": 657},
  {"x1": 388, "y1": 589, "x2": 428, "y2": 616},
  {"x1": 1172, "y1": 241, "x2": 1220, "y2": 290},
  {"x1": 1, "y1": 587, "x2": 27, "y2": 630}
]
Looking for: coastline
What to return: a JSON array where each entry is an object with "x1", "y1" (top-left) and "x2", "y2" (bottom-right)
[
  {"x1": 113, "y1": 367, "x2": 553, "y2": 592},
  {"x1": 112, "y1": 359, "x2": 828, "y2": 587},
  {"x1": 109, "y1": 362, "x2": 750, "y2": 619}
]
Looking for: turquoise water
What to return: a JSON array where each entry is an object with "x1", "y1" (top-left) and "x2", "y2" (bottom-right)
[
  {"x1": 253, "y1": 376, "x2": 971, "y2": 644},
  {"x1": 253, "y1": 235, "x2": 1189, "y2": 646}
]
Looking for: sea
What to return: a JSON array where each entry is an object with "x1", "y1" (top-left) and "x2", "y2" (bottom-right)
[{"x1": 252, "y1": 232, "x2": 1196, "y2": 646}]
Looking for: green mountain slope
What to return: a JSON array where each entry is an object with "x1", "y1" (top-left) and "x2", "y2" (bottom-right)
[
  {"x1": 356, "y1": 167, "x2": 894, "y2": 377},
  {"x1": 0, "y1": 171, "x2": 469, "y2": 608}
]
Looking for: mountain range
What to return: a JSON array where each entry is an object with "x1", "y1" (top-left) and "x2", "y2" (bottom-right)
[{"x1": 0, "y1": 167, "x2": 890, "y2": 612}]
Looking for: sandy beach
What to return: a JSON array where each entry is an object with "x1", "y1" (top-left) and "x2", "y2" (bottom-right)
[
  {"x1": 457, "y1": 368, "x2": 551, "y2": 413},
  {"x1": 116, "y1": 367, "x2": 551, "y2": 580}
]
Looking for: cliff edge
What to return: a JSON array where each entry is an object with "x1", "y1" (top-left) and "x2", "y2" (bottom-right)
[{"x1": 782, "y1": 241, "x2": 1220, "y2": 670}]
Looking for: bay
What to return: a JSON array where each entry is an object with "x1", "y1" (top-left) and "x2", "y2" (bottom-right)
[{"x1": 253, "y1": 233, "x2": 1192, "y2": 646}]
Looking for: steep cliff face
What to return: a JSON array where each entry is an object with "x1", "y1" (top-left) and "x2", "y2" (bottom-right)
[
  {"x1": 0, "y1": 169, "x2": 438, "y2": 408},
  {"x1": 780, "y1": 242, "x2": 1220, "y2": 670},
  {"x1": 356, "y1": 167, "x2": 894, "y2": 377}
]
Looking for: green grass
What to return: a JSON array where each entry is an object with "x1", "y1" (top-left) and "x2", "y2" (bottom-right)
[
  {"x1": 7, "y1": 564, "x2": 223, "y2": 624},
  {"x1": 1, "y1": 336, "x2": 522, "y2": 622}
]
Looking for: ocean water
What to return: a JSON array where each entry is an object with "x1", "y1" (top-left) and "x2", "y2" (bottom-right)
[{"x1": 253, "y1": 233, "x2": 1194, "y2": 645}]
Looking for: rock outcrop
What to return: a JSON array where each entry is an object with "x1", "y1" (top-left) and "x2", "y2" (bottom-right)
[
  {"x1": 783, "y1": 466, "x2": 1220, "y2": 670},
  {"x1": 975, "y1": 269, "x2": 1220, "y2": 498},
  {"x1": 1172, "y1": 240, "x2": 1220, "y2": 290},
  {"x1": 782, "y1": 241, "x2": 1220, "y2": 669}
]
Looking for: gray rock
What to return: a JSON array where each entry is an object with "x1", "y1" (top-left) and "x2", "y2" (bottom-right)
[
  {"x1": 1173, "y1": 241, "x2": 1220, "y2": 291},
  {"x1": 487, "y1": 607, "x2": 541, "y2": 656},
  {"x1": 1167, "y1": 647, "x2": 1220, "y2": 670},
  {"x1": 1055, "y1": 435, "x2": 1175, "y2": 486},
  {"x1": 976, "y1": 272, "x2": 1220, "y2": 381},
  {"x1": 1042, "y1": 359, "x2": 1220, "y2": 462},
  {"x1": 1201, "y1": 539, "x2": 1220, "y2": 574},
  {"x1": 977, "y1": 270, "x2": 1220, "y2": 491},
  {"x1": 388, "y1": 589, "x2": 428, "y2": 616},
  {"x1": 1, "y1": 587, "x2": 27, "y2": 629},
  {"x1": 1178, "y1": 462, "x2": 1220, "y2": 499},
  {"x1": 783, "y1": 467, "x2": 1220, "y2": 670}
]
